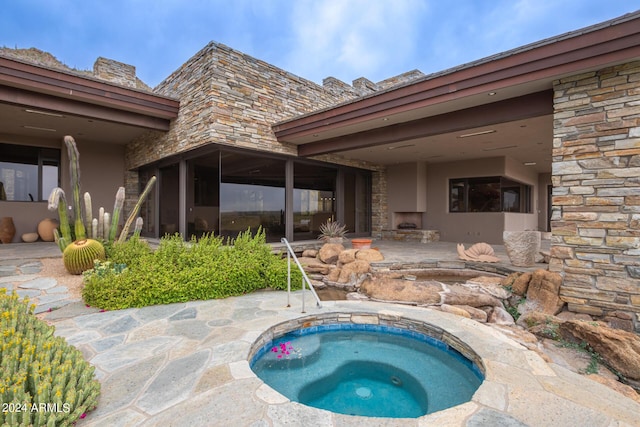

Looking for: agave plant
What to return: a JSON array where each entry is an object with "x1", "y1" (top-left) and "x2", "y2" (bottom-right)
[{"x1": 318, "y1": 220, "x2": 348, "y2": 241}]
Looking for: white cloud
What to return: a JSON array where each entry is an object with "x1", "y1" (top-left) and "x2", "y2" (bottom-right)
[{"x1": 285, "y1": 0, "x2": 426, "y2": 84}]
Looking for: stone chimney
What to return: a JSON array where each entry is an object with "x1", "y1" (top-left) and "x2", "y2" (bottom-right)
[{"x1": 93, "y1": 57, "x2": 137, "y2": 88}]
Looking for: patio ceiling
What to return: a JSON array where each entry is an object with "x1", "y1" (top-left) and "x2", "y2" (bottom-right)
[
  {"x1": 273, "y1": 11, "x2": 640, "y2": 174},
  {"x1": 0, "y1": 56, "x2": 179, "y2": 147}
]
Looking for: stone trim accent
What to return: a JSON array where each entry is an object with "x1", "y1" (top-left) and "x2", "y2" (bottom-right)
[{"x1": 551, "y1": 61, "x2": 640, "y2": 324}]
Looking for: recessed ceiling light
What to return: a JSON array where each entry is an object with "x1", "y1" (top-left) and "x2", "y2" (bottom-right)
[
  {"x1": 25, "y1": 109, "x2": 64, "y2": 118},
  {"x1": 382, "y1": 117, "x2": 389, "y2": 121},
  {"x1": 482, "y1": 145, "x2": 517, "y2": 151},
  {"x1": 458, "y1": 130, "x2": 496, "y2": 138},
  {"x1": 488, "y1": 92, "x2": 497, "y2": 96},
  {"x1": 23, "y1": 125, "x2": 56, "y2": 132},
  {"x1": 387, "y1": 144, "x2": 415, "y2": 150}
]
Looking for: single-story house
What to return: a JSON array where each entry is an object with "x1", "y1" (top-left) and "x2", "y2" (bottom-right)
[{"x1": 1, "y1": 10, "x2": 639, "y2": 319}]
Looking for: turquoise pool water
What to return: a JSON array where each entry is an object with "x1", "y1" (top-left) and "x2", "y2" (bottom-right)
[{"x1": 250, "y1": 324, "x2": 483, "y2": 418}]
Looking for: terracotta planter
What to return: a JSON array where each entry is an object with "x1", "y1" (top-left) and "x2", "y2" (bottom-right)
[
  {"x1": 351, "y1": 238, "x2": 372, "y2": 250},
  {"x1": 38, "y1": 218, "x2": 59, "y2": 242},
  {"x1": 0, "y1": 217, "x2": 16, "y2": 244}
]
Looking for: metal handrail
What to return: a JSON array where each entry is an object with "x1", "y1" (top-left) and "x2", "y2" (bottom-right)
[{"x1": 280, "y1": 238, "x2": 321, "y2": 312}]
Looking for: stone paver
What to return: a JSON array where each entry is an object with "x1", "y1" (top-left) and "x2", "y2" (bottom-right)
[{"x1": 0, "y1": 241, "x2": 638, "y2": 426}]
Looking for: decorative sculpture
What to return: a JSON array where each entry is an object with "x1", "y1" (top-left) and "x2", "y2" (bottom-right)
[{"x1": 457, "y1": 242, "x2": 500, "y2": 263}]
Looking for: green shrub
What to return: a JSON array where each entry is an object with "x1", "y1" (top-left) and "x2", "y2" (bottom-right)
[
  {"x1": 83, "y1": 229, "x2": 303, "y2": 310},
  {"x1": 0, "y1": 290, "x2": 100, "y2": 426}
]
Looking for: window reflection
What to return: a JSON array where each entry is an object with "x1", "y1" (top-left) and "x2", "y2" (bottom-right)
[
  {"x1": 0, "y1": 143, "x2": 60, "y2": 202},
  {"x1": 293, "y1": 163, "x2": 336, "y2": 240},
  {"x1": 220, "y1": 152, "x2": 285, "y2": 242}
]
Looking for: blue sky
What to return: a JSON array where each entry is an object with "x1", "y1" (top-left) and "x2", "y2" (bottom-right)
[{"x1": 1, "y1": 1, "x2": 639, "y2": 88}]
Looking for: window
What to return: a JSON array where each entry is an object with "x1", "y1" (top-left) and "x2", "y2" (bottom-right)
[
  {"x1": 449, "y1": 176, "x2": 532, "y2": 213},
  {"x1": 0, "y1": 143, "x2": 60, "y2": 202}
]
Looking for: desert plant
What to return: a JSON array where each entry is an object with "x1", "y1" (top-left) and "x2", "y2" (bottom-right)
[
  {"x1": 0, "y1": 289, "x2": 100, "y2": 426},
  {"x1": 47, "y1": 136, "x2": 156, "y2": 256},
  {"x1": 318, "y1": 220, "x2": 348, "y2": 240},
  {"x1": 63, "y1": 239, "x2": 107, "y2": 275},
  {"x1": 83, "y1": 229, "x2": 302, "y2": 310}
]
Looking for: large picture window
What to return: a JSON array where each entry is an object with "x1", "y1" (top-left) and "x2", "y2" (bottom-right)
[
  {"x1": 449, "y1": 176, "x2": 531, "y2": 213},
  {"x1": 0, "y1": 143, "x2": 60, "y2": 202}
]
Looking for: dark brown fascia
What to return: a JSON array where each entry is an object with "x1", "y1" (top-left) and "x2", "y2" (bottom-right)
[
  {"x1": 274, "y1": 12, "x2": 640, "y2": 142},
  {"x1": 0, "y1": 84, "x2": 172, "y2": 131},
  {"x1": 298, "y1": 91, "x2": 552, "y2": 157},
  {"x1": 0, "y1": 56, "x2": 179, "y2": 120}
]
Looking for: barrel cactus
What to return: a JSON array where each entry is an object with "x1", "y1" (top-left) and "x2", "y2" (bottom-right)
[{"x1": 63, "y1": 238, "x2": 106, "y2": 275}]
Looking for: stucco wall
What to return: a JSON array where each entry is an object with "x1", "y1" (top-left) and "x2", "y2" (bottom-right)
[
  {"x1": 551, "y1": 61, "x2": 640, "y2": 322},
  {"x1": 425, "y1": 156, "x2": 539, "y2": 244}
]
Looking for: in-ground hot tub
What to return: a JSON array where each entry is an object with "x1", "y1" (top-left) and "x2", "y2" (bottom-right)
[{"x1": 249, "y1": 313, "x2": 484, "y2": 418}]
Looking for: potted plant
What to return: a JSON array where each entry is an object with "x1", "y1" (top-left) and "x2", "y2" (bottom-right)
[
  {"x1": 318, "y1": 220, "x2": 347, "y2": 244},
  {"x1": 351, "y1": 238, "x2": 373, "y2": 250}
]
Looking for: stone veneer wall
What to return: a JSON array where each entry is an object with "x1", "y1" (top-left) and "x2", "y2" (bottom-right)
[
  {"x1": 551, "y1": 61, "x2": 640, "y2": 327},
  {"x1": 125, "y1": 42, "x2": 361, "y2": 170},
  {"x1": 125, "y1": 42, "x2": 392, "y2": 234}
]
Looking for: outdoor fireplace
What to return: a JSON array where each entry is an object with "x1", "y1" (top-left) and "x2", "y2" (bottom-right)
[
  {"x1": 382, "y1": 212, "x2": 439, "y2": 243},
  {"x1": 392, "y1": 212, "x2": 425, "y2": 230}
]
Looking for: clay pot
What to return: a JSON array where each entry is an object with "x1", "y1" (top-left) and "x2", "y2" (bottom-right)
[
  {"x1": 22, "y1": 232, "x2": 39, "y2": 243},
  {"x1": 351, "y1": 238, "x2": 373, "y2": 250},
  {"x1": 0, "y1": 217, "x2": 16, "y2": 244},
  {"x1": 38, "y1": 218, "x2": 59, "y2": 242}
]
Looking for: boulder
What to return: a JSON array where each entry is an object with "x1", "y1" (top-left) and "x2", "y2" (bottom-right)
[
  {"x1": 503, "y1": 230, "x2": 541, "y2": 267},
  {"x1": 337, "y1": 260, "x2": 370, "y2": 283},
  {"x1": 338, "y1": 249, "x2": 358, "y2": 264},
  {"x1": 487, "y1": 306, "x2": 515, "y2": 325},
  {"x1": 440, "y1": 288, "x2": 503, "y2": 307},
  {"x1": 559, "y1": 320, "x2": 640, "y2": 381},
  {"x1": 522, "y1": 270, "x2": 564, "y2": 316},
  {"x1": 456, "y1": 305, "x2": 488, "y2": 322},
  {"x1": 325, "y1": 266, "x2": 341, "y2": 282},
  {"x1": 298, "y1": 256, "x2": 332, "y2": 275},
  {"x1": 302, "y1": 249, "x2": 318, "y2": 258},
  {"x1": 440, "y1": 304, "x2": 471, "y2": 318},
  {"x1": 318, "y1": 243, "x2": 344, "y2": 265},
  {"x1": 360, "y1": 277, "x2": 442, "y2": 304},
  {"x1": 511, "y1": 272, "x2": 532, "y2": 296},
  {"x1": 465, "y1": 276, "x2": 511, "y2": 300},
  {"x1": 355, "y1": 248, "x2": 384, "y2": 262}
]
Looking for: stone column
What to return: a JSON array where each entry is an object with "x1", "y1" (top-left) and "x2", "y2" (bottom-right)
[{"x1": 551, "y1": 61, "x2": 640, "y2": 330}]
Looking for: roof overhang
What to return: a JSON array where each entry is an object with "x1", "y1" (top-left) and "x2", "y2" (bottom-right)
[
  {"x1": 0, "y1": 55, "x2": 180, "y2": 145},
  {"x1": 273, "y1": 11, "x2": 640, "y2": 171}
]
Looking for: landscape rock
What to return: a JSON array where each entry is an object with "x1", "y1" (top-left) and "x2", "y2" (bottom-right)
[
  {"x1": 337, "y1": 260, "x2": 370, "y2": 283},
  {"x1": 298, "y1": 257, "x2": 332, "y2": 275},
  {"x1": 301, "y1": 249, "x2": 318, "y2": 258},
  {"x1": 360, "y1": 277, "x2": 442, "y2": 305},
  {"x1": 441, "y1": 286, "x2": 503, "y2": 307},
  {"x1": 556, "y1": 310, "x2": 593, "y2": 322},
  {"x1": 440, "y1": 304, "x2": 471, "y2": 318},
  {"x1": 511, "y1": 272, "x2": 532, "y2": 296},
  {"x1": 355, "y1": 249, "x2": 384, "y2": 262},
  {"x1": 325, "y1": 267, "x2": 341, "y2": 282},
  {"x1": 586, "y1": 375, "x2": 640, "y2": 404},
  {"x1": 346, "y1": 292, "x2": 369, "y2": 301},
  {"x1": 318, "y1": 243, "x2": 344, "y2": 265},
  {"x1": 487, "y1": 306, "x2": 515, "y2": 325},
  {"x1": 465, "y1": 276, "x2": 511, "y2": 300},
  {"x1": 503, "y1": 230, "x2": 541, "y2": 267},
  {"x1": 559, "y1": 320, "x2": 640, "y2": 381},
  {"x1": 522, "y1": 270, "x2": 564, "y2": 315},
  {"x1": 338, "y1": 249, "x2": 358, "y2": 264},
  {"x1": 456, "y1": 305, "x2": 488, "y2": 322}
]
